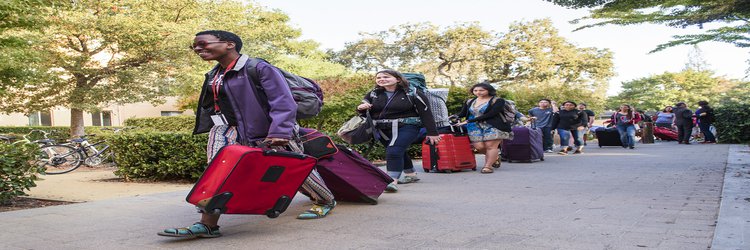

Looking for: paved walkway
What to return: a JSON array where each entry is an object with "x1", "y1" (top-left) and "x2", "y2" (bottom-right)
[{"x1": 0, "y1": 141, "x2": 744, "y2": 249}]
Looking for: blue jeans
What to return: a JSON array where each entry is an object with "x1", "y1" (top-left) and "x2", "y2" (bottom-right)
[
  {"x1": 699, "y1": 122, "x2": 716, "y2": 142},
  {"x1": 540, "y1": 127, "x2": 553, "y2": 151},
  {"x1": 557, "y1": 128, "x2": 583, "y2": 148},
  {"x1": 616, "y1": 125, "x2": 637, "y2": 147},
  {"x1": 377, "y1": 125, "x2": 420, "y2": 179}
]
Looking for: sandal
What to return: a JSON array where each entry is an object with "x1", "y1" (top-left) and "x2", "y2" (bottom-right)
[
  {"x1": 481, "y1": 166, "x2": 494, "y2": 174},
  {"x1": 384, "y1": 183, "x2": 398, "y2": 193},
  {"x1": 492, "y1": 158, "x2": 501, "y2": 168},
  {"x1": 157, "y1": 222, "x2": 221, "y2": 238},
  {"x1": 297, "y1": 201, "x2": 336, "y2": 220}
]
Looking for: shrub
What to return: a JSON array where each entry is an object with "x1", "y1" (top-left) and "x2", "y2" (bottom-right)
[
  {"x1": 111, "y1": 132, "x2": 208, "y2": 181},
  {"x1": 0, "y1": 143, "x2": 42, "y2": 203},
  {"x1": 714, "y1": 102, "x2": 750, "y2": 144},
  {"x1": 124, "y1": 116, "x2": 195, "y2": 132}
]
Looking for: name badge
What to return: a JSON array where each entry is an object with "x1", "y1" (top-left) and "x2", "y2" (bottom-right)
[{"x1": 211, "y1": 114, "x2": 228, "y2": 126}]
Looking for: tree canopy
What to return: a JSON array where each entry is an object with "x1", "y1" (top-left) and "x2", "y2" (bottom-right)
[
  {"x1": 606, "y1": 68, "x2": 748, "y2": 110},
  {"x1": 0, "y1": 0, "x2": 346, "y2": 136},
  {"x1": 547, "y1": 0, "x2": 750, "y2": 52},
  {"x1": 332, "y1": 19, "x2": 614, "y2": 112}
]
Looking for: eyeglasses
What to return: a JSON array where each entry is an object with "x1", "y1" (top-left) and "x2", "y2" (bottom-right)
[{"x1": 190, "y1": 41, "x2": 228, "y2": 50}]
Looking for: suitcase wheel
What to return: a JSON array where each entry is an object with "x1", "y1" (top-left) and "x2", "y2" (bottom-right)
[
  {"x1": 471, "y1": 168, "x2": 476, "y2": 171},
  {"x1": 443, "y1": 169, "x2": 452, "y2": 174},
  {"x1": 540, "y1": 157, "x2": 545, "y2": 161},
  {"x1": 423, "y1": 168, "x2": 431, "y2": 173},
  {"x1": 267, "y1": 211, "x2": 281, "y2": 218}
]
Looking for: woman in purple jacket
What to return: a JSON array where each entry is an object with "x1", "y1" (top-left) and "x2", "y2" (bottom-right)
[{"x1": 159, "y1": 30, "x2": 335, "y2": 239}]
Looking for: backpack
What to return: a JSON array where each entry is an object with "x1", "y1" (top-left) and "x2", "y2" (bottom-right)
[
  {"x1": 466, "y1": 97, "x2": 516, "y2": 124},
  {"x1": 247, "y1": 58, "x2": 323, "y2": 120}
]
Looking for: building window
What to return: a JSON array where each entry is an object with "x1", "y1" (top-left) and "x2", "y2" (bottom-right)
[
  {"x1": 92, "y1": 111, "x2": 112, "y2": 126},
  {"x1": 28, "y1": 111, "x2": 52, "y2": 126},
  {"x1": 161, "y1": 111, "x2": 183, "y2": 117}
]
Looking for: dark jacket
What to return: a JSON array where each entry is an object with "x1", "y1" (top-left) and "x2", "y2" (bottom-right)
[
  {"x1": 696, "y1": 106, "x2": 715, "y2": 124},
  {"x1": 193, "y1": 55, "x2": 297, "y2": 144},
  {"x1": 672, "y1": 106, "x2": 694, "y2": 126},
  {"x1": 551, "y1": 109, "x2": 588, "y2": 130},
  {"x1": 361, "y1": 87, "x2": 438, "y2": 136},
  {"x1": 455, "y1": 97, "x2": 511, "y2": 132}
]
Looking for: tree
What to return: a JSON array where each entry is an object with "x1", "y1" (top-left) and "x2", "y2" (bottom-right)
[
  {"x1": 546, "y1": 0, "x2": 750, "y2": 52},
  {"x1": 606, "y1": 69, "x2": 740, "y2": 110},
  {"x1": 0, "y1": 0, "x2": 345, "y2": 136}
]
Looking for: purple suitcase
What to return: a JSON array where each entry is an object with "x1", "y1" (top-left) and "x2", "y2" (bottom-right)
[
  {"x1": 501, "y1": 126, "x2": 544, "y2": 162},
  {"x1": 315, "y1": 144, "x2": 394, "y2": 204}
]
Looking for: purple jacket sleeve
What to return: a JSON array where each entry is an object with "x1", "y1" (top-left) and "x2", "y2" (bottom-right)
[{"x1": 257, "y1": 62, "x2": 297, "y2": 139}]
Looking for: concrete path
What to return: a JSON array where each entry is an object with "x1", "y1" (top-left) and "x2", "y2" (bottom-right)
[{"x1": 0, "y1": 142, "x2": 741, "y2": 249}]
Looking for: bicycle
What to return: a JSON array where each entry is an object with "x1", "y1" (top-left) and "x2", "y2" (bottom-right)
[{"x1": 38, "y1": 133, "x2": 115, "y2": 175}]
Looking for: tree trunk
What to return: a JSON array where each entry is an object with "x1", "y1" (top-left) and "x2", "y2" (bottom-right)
[{"x1": 70, "y1": 108, "x2": 85, "y2": 138}]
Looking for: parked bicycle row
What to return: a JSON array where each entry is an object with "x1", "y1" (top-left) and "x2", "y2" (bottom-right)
[{"x1": 0, "y1": 127, "x2": 134, "y2": 174}]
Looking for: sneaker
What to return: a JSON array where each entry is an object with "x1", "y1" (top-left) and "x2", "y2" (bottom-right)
[
  {"x1": 297, "y1": 201, "x2": 336, "y2": 220},
  {"x1": 158, "y1": 222, "x2": 221, "y2": 238},
  {"x1": 397, "y1": 175, "x2": 420, "y2": 184},
  {"x1": 544, "y1": 150, "x2": 554, "y2": 153},
  {"x1": 384, "y1": 183, "x2": 398, "y2": 193},
  {"x1": 629, "y1": 146, "x2": 635, "y2": 149}
]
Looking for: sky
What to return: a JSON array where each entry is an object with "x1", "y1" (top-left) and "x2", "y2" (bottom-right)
[{"x1": 252, "y1": 0, "x2": 748, "y2": 96}]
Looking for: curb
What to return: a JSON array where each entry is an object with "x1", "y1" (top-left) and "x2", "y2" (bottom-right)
[{"x1": 711, "y1": 144, "x2": 750, "y2": 249}]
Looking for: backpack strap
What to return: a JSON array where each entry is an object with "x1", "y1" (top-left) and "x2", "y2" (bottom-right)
[{"x1": 245, "y1": 58, "x2": 272, "y2": 121}]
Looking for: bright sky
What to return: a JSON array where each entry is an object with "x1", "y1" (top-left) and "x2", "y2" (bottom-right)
[{"x1": 252, "y1": 0, "x2": 748, "y2": 96}]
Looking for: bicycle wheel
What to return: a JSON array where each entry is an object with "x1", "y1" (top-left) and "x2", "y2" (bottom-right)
[{"x1": 38, "y1": 145, "x2": 84, "y2": 174}]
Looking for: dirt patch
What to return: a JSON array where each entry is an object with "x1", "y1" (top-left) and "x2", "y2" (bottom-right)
[{"x1": 0, "y1": 197, "x2": 76, "y2": 213}]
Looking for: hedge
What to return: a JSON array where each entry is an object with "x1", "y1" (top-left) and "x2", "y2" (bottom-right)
[
  {"x1": 123, "y1": 116, "x2": 194, "y2": 132},
  {"x1": 111, "y1": 132, "x2": 208, "y2": 181},
  {"x1": 0, "y1": 143, "x2": 42, "y2": 203},
  {"x1": 714, "y1": 102, "x2": 750, "y2": 144}
]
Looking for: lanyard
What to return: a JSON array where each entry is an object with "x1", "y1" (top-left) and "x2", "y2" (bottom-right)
[{"x1": 211, "y1": 58, "x2": 239, "y2": 112}]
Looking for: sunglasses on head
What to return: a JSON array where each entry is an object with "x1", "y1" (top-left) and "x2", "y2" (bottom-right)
[{"x1": 190, "y1": 41, "x2": 228, "y2": 50}]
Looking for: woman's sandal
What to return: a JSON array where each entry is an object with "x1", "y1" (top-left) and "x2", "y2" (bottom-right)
[
  {"x1": 157, "y1": 222, "x2": 221, "y2": 239},
  {"x1": 481, "y1": 166, "x2": 494, "y2": 174},
  {"x1": 297, "y1": 201, "x2": 336, "y2": 220}
]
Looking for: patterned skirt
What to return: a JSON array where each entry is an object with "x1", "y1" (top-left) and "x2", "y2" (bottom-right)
[{"x1": 467, "y1": 122, "x2": 513, "y2": 142}]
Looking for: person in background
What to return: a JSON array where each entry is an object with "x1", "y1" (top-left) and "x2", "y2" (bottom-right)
[
  {"x1": 528, "y1": 99, "x2": 559, "y2": 153},
  {"x1": 654, "y1": 106, "x2": 675, "y2": 128},
  {"x1": 611, "y1": 104, "x2": 642, "y2": 149},
  {"x1": 577, "y1": 103, "x2": 595, "y2": 146},
  {"x1": 551, "y1": 101, "x2": 588, "y2": 155},
  {"x1": 672, "y1": 102, "x2": 694, "y2": 144},
  {"x1": 695, "y1": 100, "x2": 717, "y2": 144},
  {"x1": 357, "y1": 69, "x2": 439, "y2": 192},
  {"x1": 456, "y1": 83, "x2": 513, "y2": 173}
]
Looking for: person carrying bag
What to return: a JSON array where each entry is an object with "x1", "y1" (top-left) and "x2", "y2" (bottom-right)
[{"x1": 356, "y1": 69, "x2": 439, "y2": 192}]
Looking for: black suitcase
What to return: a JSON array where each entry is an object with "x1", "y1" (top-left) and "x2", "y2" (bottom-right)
[{"x1": 595, "y1": 129, "x2": 623, "y2": 147}]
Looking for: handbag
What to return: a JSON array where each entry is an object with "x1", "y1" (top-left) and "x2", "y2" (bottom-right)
[
  {"x1": 337, "y1": 110, "x2": 375, "y2": 144},
  {"x1": 299, "y1": 128, "x2": 338, "y2": 159}
]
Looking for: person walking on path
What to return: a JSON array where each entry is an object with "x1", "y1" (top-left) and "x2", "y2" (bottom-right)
[
  {"x1": 673, "y1": 102, "x2": 694, "y2": 144},
  {"x1": 578, "y1": 103, "x2": 595, "y2": 146},
  {"x1": 654, "y1": 106, "x2": 675, "y2": 128},
  {"x1": 357, "y1": 69, "x2": 440, "y2": 192},
  {"x1": 695, "y1": 100, "x2": 717, "y2": 143},
  {"x1": 528, "y1": 99, "x2": 559, "y2": 153},
  {"x1": 159, "y1": 30, "x2": 336, "y2": 239},
  {"x1": 455, "y1": 83, "x2": 513, "y2": 173},
  {"x1": 610, "y1": 104, "x2": 642, "y2": 149},
  {"x1": 551, "y1": 101, "x2": 588, "y2": 155}
]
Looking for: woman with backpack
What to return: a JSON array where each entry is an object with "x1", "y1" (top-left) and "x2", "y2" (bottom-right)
[
  {"x1": 695, "y1": 100, "x2": 717, "y2": 144},
  {"x1": 610, "y1": 104, "x2": 642, "y2": 149},
  {"x1": 551, "y1": 101, "x2": 588, "y2": 155},
  {"x1": 357, "y1": 69, "x2": 439, "y2": 192},
  {"x1": 455, "y1": 83, "x2": 513, "y2": 174}
]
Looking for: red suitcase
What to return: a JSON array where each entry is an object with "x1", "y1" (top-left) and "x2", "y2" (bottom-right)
[
  {"x1": 422, "y1": 126, "x2": 477, "y2": 173},
  {"x1": 186, "y1": 145, "x2": 317, "y2": 218}
]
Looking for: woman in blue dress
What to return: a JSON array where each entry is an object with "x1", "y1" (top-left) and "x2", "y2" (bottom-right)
[{"x1": 456, "y1": 83, "x2": 513, "y2": 174}]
